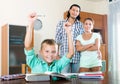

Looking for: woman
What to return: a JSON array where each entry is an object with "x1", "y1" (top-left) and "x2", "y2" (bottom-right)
[{"x1": 76, "y1": 17, "x2": 102, "y2": 72}]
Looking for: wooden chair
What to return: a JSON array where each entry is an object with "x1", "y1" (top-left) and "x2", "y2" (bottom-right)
[
  {"x1": 21, "y1": 60, "x2": 106, "y2": 74},
  {"x1": 101, "y1": 60, "x2": 106, "y2": 72},
  {"x1": 21, "y1": 64, "x2": 31, "y2": 74}
]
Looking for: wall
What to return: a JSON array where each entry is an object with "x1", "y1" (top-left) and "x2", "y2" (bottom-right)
[
  {"x1": 0, "y1": 0, "x2": 108, "y2": 76},
  {"x1": 0, "y1": 23, "x2": 2, "y2": 75}
]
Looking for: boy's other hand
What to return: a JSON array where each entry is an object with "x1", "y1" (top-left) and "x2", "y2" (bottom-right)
[
  {"x1": 64, "y1": 22, "x2": 72, "y2": 33},
  {"x1": 55, "y1": 55, "x2": 60, "y2": 60},
  {"x1": 28, "y1": 12, "x2": 37, "y2": 24}
]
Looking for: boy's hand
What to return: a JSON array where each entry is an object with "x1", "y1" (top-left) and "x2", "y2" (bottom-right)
[
  {"x1": 55, "y1": 55, "x2": 60, "y2": 60},
  {"x1": 28, "y1": 12, "x2": 37, "y2": 24},
  {"x1": 64, "y1": 22, "x2": 74, "y2": 59}
]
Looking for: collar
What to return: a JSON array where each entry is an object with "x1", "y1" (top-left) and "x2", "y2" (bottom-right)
[
  {"x1": 65, "y1": 18, "x2": 79, "y2": 23},
  {"x1": 38, "y1": 54, "x2": 56, "y2": 66}
]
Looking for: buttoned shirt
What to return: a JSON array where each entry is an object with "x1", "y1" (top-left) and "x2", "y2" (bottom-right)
[
  {"x1": 55, "y1": 19, "x2": 84, "y2": 63},
  {"x1": 24, "y1": 48, "x2": 70, "y2": 73}
]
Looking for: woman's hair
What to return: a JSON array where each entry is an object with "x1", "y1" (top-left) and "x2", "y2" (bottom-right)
[
  {"x1": 83, "y1": 17, "x2": 95, "y2": 25},
  {"x1": 41, "y1": 39, "x2": 56, "y2": 49},
  {"x1": 67, "y1": 4, "x2": 81, "y2": 20}
]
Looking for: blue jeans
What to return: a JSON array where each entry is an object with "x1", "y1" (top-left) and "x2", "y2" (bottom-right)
[{"x1": 61, "y1": 62, "x2": 80, "y2": 73}]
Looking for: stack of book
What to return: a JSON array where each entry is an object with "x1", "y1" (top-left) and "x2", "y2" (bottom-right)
[
  {"x1": 78, "y1": 71, "x2": 104, "y2": 79},
  {"x1": 0, "y1": 74, "x2": 25, "y2": 81}
]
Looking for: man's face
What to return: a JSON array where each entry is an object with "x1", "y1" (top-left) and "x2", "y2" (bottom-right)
[
  {"x1": 69, "y1": 6, "x2": 80, "y2": 19},
  {"x1": 40, "y1": 43, "x2": 57, "y2": 64}
]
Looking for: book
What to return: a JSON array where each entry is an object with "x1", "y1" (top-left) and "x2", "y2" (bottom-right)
[
  {"x1": 78, "y1": 75, "x2": 104, "y2": 79},
  {"x1": 25, "y1": 73, "x2": 50, "y2": 81},
  {"x1": 46, "y1": 72, "x2": 78, "y2": 79},
  {"x1": 25, "y1": 72, "x2": 78, "y2": 81},
  {"x1": 25, "y1": 71, "x2": 104, "y2": 81},
  {"x1": 0, "y1": 74, "x2": 25, "y2": 81},
  {"x1": 78, "y1": 71, "x2": 104, "y2": 79}
]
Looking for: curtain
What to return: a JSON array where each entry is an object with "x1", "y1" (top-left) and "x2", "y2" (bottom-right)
[{"x1": 108, "y1": 0, "x2": 120, "y2": 82}]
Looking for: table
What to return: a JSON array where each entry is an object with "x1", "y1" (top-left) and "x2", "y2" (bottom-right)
[
  {"x1": 0, "y1": 79, "x2": 107, "y2": 84},
  {"x1": 0, "y1": 72, "x2": 120, "y2": 84}
]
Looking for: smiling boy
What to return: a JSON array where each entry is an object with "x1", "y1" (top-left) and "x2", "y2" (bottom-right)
[{"x1": 24, "y1": 12, "x2": 74, "y2": 74}]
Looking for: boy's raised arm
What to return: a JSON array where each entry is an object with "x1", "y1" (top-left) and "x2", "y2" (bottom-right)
[
  {"x1": 24, "y1": 12, "x2": 37, "y2": 50},
  {"x1": 64, "y1": 22, "x2": 74, "y2": 59}
]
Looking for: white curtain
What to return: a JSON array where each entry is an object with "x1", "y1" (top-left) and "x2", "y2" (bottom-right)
[{"x1": 108, "y1": 0, "x2": 120, "y2": 82}]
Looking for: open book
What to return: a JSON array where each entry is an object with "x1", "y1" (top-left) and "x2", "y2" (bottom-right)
[
  {"x1": 25, "y1": 71, "x2": 104, "y2": 81},
  {"x1": 47, "y1": 72, "x2": 78, "y2": 80},
  {"x1": 25, "y1": 72, "x2": 77, "y2": 81},
  {"x1": 62, "y1": 72, "x2": 104, "y2": 79}
]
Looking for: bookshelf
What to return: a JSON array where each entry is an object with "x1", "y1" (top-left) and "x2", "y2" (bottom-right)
[{"x1": 1, "y1": 24, "x2": 26, "y2": 75}]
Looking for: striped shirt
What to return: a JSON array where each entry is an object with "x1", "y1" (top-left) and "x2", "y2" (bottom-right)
[{"x1": 55, "y1": 19, "x2": 84, "y2": 63}]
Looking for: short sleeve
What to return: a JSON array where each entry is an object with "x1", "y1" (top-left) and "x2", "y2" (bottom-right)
[
  {"x1": 76, "y1": 34, "x2": 82, "y2": 41},
  {"x1": 94, "y1": 33, "x2": 101, "y2": 40},
  {"x1": 56, "y1": 54, "x2": 70, "y2": 71},
  {"x1": 24, "y1": 48, "x2": 35, "y2": 56}
]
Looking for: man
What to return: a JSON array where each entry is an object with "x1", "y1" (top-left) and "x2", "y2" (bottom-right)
[{"x1": 55, "y1": 4, "x2": 84, "y2": 73}]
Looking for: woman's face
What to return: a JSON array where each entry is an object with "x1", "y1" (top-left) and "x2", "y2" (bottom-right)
[
  {"x1": 69, "y1": 6, "x2": 80, "y2": 19},
  {"x1": 83, "y1": 19, "x2": 94, "y2": 33}
]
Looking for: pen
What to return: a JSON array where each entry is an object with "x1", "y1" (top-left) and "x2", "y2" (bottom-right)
[{"x1": 37, "y1": 15, "x2": 45, "y2": 17}]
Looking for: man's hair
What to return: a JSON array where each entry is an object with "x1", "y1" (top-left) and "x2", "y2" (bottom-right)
[
  {"x1": 67, "y1": 4, "x2": 81, "y2": 20},
  {"x1": 41, "y1": 39, "x2": 56, "y2": 49}
]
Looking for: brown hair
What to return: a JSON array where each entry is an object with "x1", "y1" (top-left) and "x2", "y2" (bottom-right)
[
  {"x1": 41, "y1": 39, "x2": 56, "y2": 49},
  {"x1": 67, "y1": 4, "x2": 81, "y2": 20},
  {"x1": 83, "y1": 17, "x2": 94, "y2": 25}
]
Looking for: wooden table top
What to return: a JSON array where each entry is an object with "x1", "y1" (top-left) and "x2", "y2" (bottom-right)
[{"x1": 0, "y1": 72, "x2": 120, "y2": 84}]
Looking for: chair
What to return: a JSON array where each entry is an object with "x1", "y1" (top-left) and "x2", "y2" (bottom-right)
[
  {"x1": 21, "y1": 60, "x2": 106, "y2": 74},
  {"x1": 101, "y1": 60, "x2": 106, "y2": 72},
  {"x1": 21, "y1": 64, "x2": 31, "y2": 74}
]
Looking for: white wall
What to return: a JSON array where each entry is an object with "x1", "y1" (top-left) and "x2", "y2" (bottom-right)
[{"x1": 0, "y1": 0, "x2": 108, "y2": 75}]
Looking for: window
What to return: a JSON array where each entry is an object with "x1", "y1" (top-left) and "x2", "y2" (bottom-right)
[{"x1": 108, "y1": 0, "x2": 120, "y2": 74}]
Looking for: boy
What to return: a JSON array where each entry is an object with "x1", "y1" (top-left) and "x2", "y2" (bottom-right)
[{"x1": 24, "y1": 12, "x2": 74, "y2": 74}]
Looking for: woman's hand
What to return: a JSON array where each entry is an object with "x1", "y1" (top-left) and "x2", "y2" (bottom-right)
[{"x1": 97, "y1": 50, "x2": 102, "y2": 60}]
